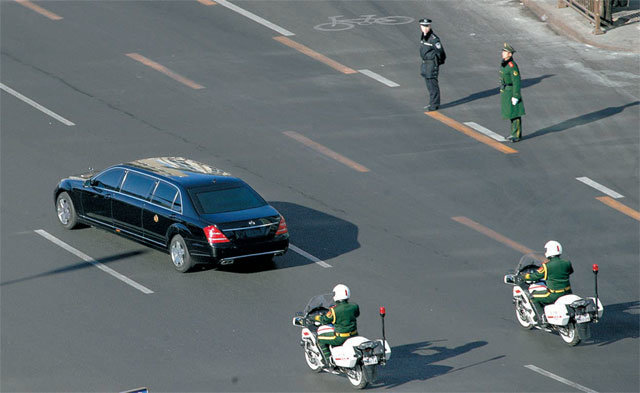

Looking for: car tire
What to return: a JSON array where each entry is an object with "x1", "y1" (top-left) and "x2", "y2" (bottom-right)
[
  {"x1": 169, "y1": 235, "x2": 194, "y2": 273},
  {"x1": 56, "y1": 192, "x2": 79, "y2": 229}
]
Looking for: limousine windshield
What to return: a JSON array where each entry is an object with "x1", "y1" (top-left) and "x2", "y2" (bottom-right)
[{"x1": 189, "y1": 185, "x2": 267, "y2": 215}]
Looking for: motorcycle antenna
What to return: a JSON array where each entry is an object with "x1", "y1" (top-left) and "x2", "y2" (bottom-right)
[
  {"x1": 379, "y1": 307, "x2": 386, "y2": 348},
  {"x1": 592, "y1": 264, "x2": 599, "y2": 320}
]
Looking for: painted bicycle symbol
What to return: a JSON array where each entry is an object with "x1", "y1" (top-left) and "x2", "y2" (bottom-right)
[{"x1": 314, "y1": 15, "x2": 414, "y2": 31}]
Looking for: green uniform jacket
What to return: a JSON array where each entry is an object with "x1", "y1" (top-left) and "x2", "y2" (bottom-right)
[
  {"x1": 500, "y1": 59, "x2": 526, "y2": 119},
  {"x1": 525, "y1": 256, "x2": 574, "y2": 291},
  {"x1": 316, "y1": 301, "x2": 359, "y2": 334}
]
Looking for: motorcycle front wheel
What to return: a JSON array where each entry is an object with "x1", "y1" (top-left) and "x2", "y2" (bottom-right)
[
  {"x1": 559, "y1": 322, "x2": 581, "y2": 346},
  {"x1": 304, "y1": 347, "x2": 323, "y2": 373},
  {"x1": 347, "y1": 364, "x2": 368, "y2": 389},
  {"x1": 515, "y1": 301, "x2": 534, "y2": 330}
]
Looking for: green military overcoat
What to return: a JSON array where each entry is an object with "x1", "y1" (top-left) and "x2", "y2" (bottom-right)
[{"x1": 500, "y1": 59, "x2": 526, "y2": 120}]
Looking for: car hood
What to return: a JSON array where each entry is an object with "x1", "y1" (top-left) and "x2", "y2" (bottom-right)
[
  {"x1": 67, "y1": 169, "x2": 98, "y2": 181},
  {"x1": 199, "y1": 204, "x2": 280, "y2": 224}
]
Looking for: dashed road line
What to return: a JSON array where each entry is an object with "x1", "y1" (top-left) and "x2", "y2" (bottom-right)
[
  {"x1": 273, "y1": 37, "x2": 357, "y2": 74},
  {"x1": 525, "y1": 365, "x2": 598, "y2": 393},
  {"x1": 596, "y1": 196, "x2": 640, "y2": 221},
  {"x1": 126, "y1": 53, "x2": 204, "y2": 90},
  {"x1": 576, "y1": 177, "x2": 624, "y2": 199},
  {"x1": 197, "y1": 0, "x2": 217, "y2": 5},
  {"x1": 14, "y1": 0, "x2": 62, "y2": 20},
  {"x1": 357, "y1": 69, "x2": 399, "y2": 87},
  {"x1": 34, "y1": 230, "x2": 154, "y2": 294},
  {"x1": 289, "y1": 244, "x2": 332, "y2": 268},
  {"x1": 283, "y1": 131, "x2": 369, "y2": 172},
  {"x1": 452, "y1": 216, "x2": 541, "y2": 257},
  {"x1": 217, "y1": 0, "x2": 294, "y2": 36},
  {"x1": 464, "y1": 121, "x2": 507, "y2": 142},
  {"x1": 1, "y1": 82, "x2": 75, "y2": 126},
  {"x1": 425, "y1": 111, "x2": 517, "y2": 154}
]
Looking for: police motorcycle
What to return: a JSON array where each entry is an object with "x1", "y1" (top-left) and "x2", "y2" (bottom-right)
[
  {"x1": 292, "y1": 293, "x2": 391, "y2": 389},
  {"x1": 503, "y1": 254, "x2": 604, "y2": 346}
]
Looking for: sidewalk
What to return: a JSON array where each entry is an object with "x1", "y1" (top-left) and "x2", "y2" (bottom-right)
[{"x1": 522, "y1": 0, "x2": 640, "y2": 53}]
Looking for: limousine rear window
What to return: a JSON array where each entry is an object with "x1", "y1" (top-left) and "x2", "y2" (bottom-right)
[
  {"x1": 189, "y1": 185, "x2": 266, "y2": 215},
  {"x1": 151, "y1": 181, "x2": 178, "y2": 209}
]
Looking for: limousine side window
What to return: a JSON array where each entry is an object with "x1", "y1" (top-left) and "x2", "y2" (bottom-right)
[
  {"x1": 151, "y1": 181, "x2": 178, "y2": 209},
  {"x1": 93, "y1": 168, "x2": 125, "y2": 191},
  {"x1": 120, "y1": 172, "x2": 156, "y2": 200}
]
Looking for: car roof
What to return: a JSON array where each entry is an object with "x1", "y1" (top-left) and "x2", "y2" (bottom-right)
[{"x1": 118, "y1": 157, "x2": 242, "y2": 188}]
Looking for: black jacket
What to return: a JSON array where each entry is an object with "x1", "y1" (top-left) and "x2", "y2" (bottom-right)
[{"x1": 420, "y1": 31, "x2": 445, "y2": 79}]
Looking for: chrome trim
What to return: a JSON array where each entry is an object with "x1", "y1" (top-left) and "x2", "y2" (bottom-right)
[
  {"x1": 223, "y1": 222, "x2": 277, "y2": 231},
  {"x1": 80, "y1": 215, "x2": 165, "y2": 247},
  {"x1": 219, "y1": 249, "x2": 285, "y2": 264}
]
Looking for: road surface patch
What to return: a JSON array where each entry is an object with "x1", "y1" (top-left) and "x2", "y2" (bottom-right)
[
  {"x1": 126, "y1": 53, "x2": 204, "y2": 90},
  {"x1": 34, "y1": 229, "x2": 154, "y2": 294},
  {"x1": 283, "y1": 131, "x2": 369, "y2": 172},
  {"x1": 1, "y1": 83, "x2": 75, "y2": 126},
  {"x1": 14, "y1": 0, "x2": 62, "y2": 20},
  {"x1": 425, "y1": 111, "x2": 517, "y2": 154}
]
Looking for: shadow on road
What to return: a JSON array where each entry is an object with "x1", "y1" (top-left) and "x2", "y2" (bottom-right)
[
  {"x1": 0, "y1": 250, "x2": 147, "y2": 287},
  {"x1": 524, "y1": 101, "x2": 640, "y2": 140},
  {"x1": 202, "y1": 201, "x2": 360, "y2": 273},
  {"x1": 589, "y1": 300, "x2": 639, "y2": 346},
  {"x1": 439, "y1": 74, "x2": 554, "y2": 110},
  {"x1": 375, "y1": 339, "x2": 502, "y2": 389}
]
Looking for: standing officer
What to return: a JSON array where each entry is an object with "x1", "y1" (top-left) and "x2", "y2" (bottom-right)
[
  {"x1": 419, "y1": 18, "x2": 445, "y2": 111},
  {"x1": 500, "y1": 43, "x2": 525, "y2": 142},
  {"x1": 314, "y1": 284, "x2": 360, "y2": 367},
  {"x1": 524, "y1": 241, "x2": 574, "y2": 325}
]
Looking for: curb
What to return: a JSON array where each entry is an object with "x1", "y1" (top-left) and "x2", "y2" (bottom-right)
[{"x1": 522, "y1": 0, "x2": 640, "y2": 53}]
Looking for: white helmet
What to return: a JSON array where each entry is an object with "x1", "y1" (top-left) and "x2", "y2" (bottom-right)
[
  {"x1": 544, "y1": 240, "x2": 562, "y2": 258},
  {"x1": 333, "y1": 284, "x2": 350, "y2": 302}
]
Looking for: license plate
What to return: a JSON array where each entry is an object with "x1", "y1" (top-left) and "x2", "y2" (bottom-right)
[
  {"x1": 363, "y1": 356, "x2": 378, "y2": 365},
  {"x1": 575, "y1": 314, "x2": 591, "y2": 323}
]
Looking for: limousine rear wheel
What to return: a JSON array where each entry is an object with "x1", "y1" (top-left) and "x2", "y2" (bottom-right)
[
  {"x1": 56, "y1": 192, "x2": 78, "y2": 229},
  {"x1": 170, "y1": 235, "x2": 194, "y2": 273}
]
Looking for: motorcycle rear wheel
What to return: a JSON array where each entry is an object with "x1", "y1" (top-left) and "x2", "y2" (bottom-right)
[
  {"x1": 347, "y1": 364, "x2": 368, "y2": 389},
  {"x1": 515, "y1": 302, "x2": 534, "y2": 330},
  {"x1": 559, "y1": 322, "x2": 581, "y2": 346},
  {"x1": 304, "y1": 348, "x2": 323, "y2": 373}
]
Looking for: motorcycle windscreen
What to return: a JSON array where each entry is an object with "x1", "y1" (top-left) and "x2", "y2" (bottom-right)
[
  {"x1": 304, "y1": 293, "x2": 335, "y2": 315},
  {"x1": 517, "y1": 253, "x2": 545, "y2": 274}
]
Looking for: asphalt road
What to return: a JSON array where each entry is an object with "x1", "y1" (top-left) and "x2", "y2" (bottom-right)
[{"x1": 1, "y1": 0, "x2": 638, "y2": 392}]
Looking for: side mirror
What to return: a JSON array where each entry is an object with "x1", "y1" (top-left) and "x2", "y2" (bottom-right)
[
  {"x1": 504, "y1": 274, "x2": 515, "y2": 284},
  {"x1": 292, "y1": 317, "x2": 304, "y2": 326}
]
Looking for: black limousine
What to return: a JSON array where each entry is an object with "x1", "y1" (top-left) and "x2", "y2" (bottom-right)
[{"x1": 54, "y1": 157, "x2": 289, "y2": 272}]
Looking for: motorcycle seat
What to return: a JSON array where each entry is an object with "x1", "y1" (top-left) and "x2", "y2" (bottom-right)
[{"x1": 528, "y1": 282, "x2": 548, "y2": 293}]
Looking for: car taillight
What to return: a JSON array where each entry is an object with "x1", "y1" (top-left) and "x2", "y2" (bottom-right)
[
  {"x1": 204, "y1": 225, "x2": 230, "y2": 244},
  {"x1": 276, "y1": 215, "x2": 288, "y2": 235}
]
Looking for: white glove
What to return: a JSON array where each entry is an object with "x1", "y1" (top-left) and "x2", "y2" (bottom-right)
[{"x1": 511, "y1": 97, "x2": 519, "y2": 105}]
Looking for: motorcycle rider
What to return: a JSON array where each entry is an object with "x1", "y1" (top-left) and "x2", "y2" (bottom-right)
[
  {"x1": 314, "y1": 284, "x2": 360, "y2": 367},
  {"x1": 525, "y1": 240, "x2": 574, "y2": 324}
]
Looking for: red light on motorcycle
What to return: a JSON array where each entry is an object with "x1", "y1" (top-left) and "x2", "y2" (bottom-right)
[
  {"x1": 379, "y1": 307, "x2": 386, "y2": 316},
  {"x1": 592, "y1": 264, "x2": 599, "y2": 273}
]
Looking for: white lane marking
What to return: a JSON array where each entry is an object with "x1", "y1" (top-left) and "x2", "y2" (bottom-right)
[
  {"x1": 34, "y1": 230, "x2": 154, "y2": 294},
  {"x1": 525, "y1": 365, "x2": 598, "y2": 393},
  {"x1": 464, "y1": 122, "x2": 506, "y2": 142},
  {"x1": 576, "y1": 177, "x2": 624, "y2": 199},
  {"x1": 0, "y1": 83, "x2": 75, "y2": 126},
  {"x1": 216, "y1": 0, "x2": 295, "y2": 36},
  {"x1": 357, "y1": 69, "x2": 399, "y2": 87},
  {"x1": 289, "y1": 244, "x2": 332, "y2": 268}
]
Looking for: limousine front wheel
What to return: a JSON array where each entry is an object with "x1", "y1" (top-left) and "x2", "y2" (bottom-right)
[
  {"x1": 170, "y1": 235, "x2": 194, "y2": 273},
  {"x1": 56, "y1": 192, "x2": 78, "y2": 229}
]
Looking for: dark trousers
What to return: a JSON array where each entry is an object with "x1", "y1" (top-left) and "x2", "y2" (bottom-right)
[{"x1": 424, "y1": 78, "x2": 440, "y2": 109}]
